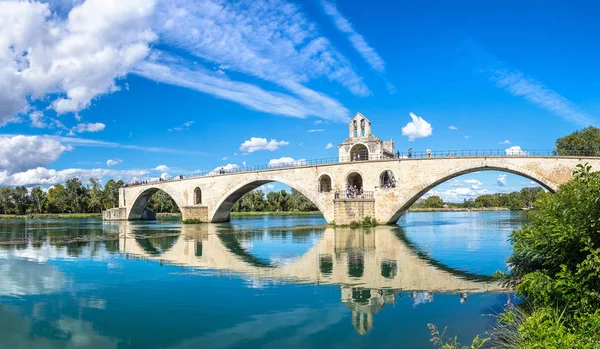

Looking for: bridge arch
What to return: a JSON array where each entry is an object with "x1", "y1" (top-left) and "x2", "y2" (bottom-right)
[
  {"x1": 385, "y1": 163, "x2": 558, "y2": 224},
  {"x1": 127, "y1": 186, "x2": 184, "y2": 220},
  {"x1": 210, "y1": 177, "x2": 327, "y2": 223}
]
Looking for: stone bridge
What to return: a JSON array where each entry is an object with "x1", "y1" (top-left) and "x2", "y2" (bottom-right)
[{"x1": 104, "y1": 155, "x2": 600, "y2": 224}]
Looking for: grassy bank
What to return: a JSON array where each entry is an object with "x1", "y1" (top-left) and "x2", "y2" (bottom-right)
[
  {"x1": 0, "y1": 213, "x2": 102, "y2": 219},
  {"x1": 0, "y1": 212, "x2": 183, "y2": 220},
  {"x1": 230, "y1": 211, "x2": 321, "y2": 216}
]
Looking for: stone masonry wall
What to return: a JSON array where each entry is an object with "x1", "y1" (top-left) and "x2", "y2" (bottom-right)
[
  {"x1": 181, "y1": 206, "x2": 209, "y2": 222},
  {"x1": 334, "y1": 200, "x2": 375, "y2": 225}
]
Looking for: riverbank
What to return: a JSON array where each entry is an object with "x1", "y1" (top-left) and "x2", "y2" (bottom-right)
[
  {"x1": 0, "y1": 212, "x2": 183, "y2": 220},
  {"x1": 230, "y1": 211, "x2": 320, "y2": 216},
  {"x1": 408, "y1": 207, "x2": 518, "y2": 212}
]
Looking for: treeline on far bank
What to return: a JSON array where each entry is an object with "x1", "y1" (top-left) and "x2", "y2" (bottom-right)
[
  {"x1": 0, "y1": 179, "x2": 317, "y2": 215},
  {"x1": 413, "y1": 187, "x2": 545, "y2": 211},
  {"x1": 0, "y1": 178, "x2": 180, "y2": 215}
]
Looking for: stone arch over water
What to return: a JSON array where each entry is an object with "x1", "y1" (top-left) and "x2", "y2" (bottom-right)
[
  {"x1": 384, "y1": 163, "x2": 558, "y2": 224},
  {"x1": 127, "y1": 187, "x2": 183, "y2": 220}
]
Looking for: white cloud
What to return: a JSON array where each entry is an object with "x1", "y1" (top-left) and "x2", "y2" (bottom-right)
[
  {"x1": 168, "y1": 120, "x2": 194, "y2": 132},
  {"x1": 70, "y1": 122, "x2": 106, "y2": 134},
  {"x1": 497, "y1": 174, "x2": 507, "y2": 186},
  {"x1": 159, "y1": 172, "x2": 170, "y2": 180},
  {"x1": 499, "y1": 140, "x2": 511, "y2": 144},
  {"x1": 240, "y1": 137, "x2": 289, "y2": 153},
  {"x1": 505, "y1": 146, "x2": 528, "y2": 156},
  {"x1": 135, "y1": 57, "x2": 350, "y2": 122},
  {"x1": 464, "y1": 39, "x2": 595, "y2": 126},
  {"x1": 321, "y1": 0, "x2": 385, "y2": 72},
  {"x1": 0, "y1": 135, "x2": 71, "y2": 174},
  {"x1": 221, "y1": 157, "x2": 228, "y2": 161},
  {"x1": 142, "y1": 0, "x2": 371, "y2": 122},
  {"x1": 106, "y1": 159, "x2": 122, "y2": 167},
  {"x1": 464, "y1": 135, "x2": 471, "y2": 140},
  {"x1": 450, "y1": 178, "x2": 482, "y2": 189},
  {"x1": 325, "y1": 142, "x2": 334, "y2": 149},
  {"x1": 0, "y1": 167, "x2": 149, "y2": 187},
  {"x1": 449, "y1": 125, "x2": 458, "y2": 130},
  {"x1": 268, "y1": 157, "x2": 307, "y2": 168},
  {"x1": 29, "y1": 111, "x2": 65, "y2": 129},
  {"x1": 401, "y1": 112, "x2": 433, "y2": 141},
  {"x1": 308, "y1": 129, "x2": 324, "y2": 133},
  {"x1": 212, "y1": 164, "x2": 240, "y2": 173},
  {"x1": 50, "y1": 134, "x2": 206, "y2": 155},
  {"x1": 0, "y1": 0, "x2": 157, "y2": 125},
  {"x1": 257, "y1": 183, "x2": 276, "y2": 192},
  {"x1": 154, "y1": 165, "x2": 169, "y2": 172},
  {"x1": 426, "y1": 187, "x2": 493, "y2": 203}
]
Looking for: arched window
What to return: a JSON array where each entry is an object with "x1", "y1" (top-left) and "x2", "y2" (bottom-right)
[
  {"x1": 319, "y1": 175, "x2": 332, "y2": 193},
  {"x1": 194, "y1": 187, "x2": 202, "y2": 205},
  {"x1": 381, "y1": 260, "x2": 397, "y2": 279},
  {"x1": 350, "y1": 144, "x2": 369, "y2": 161},
  {"x1": 353, "y1": 120, "x2": 358, "y2": 137},
  {"x1": 348, "y1": 251, "x2": 364, "y2": 278},
  {"x1": 346, "y1": 172, "x2": 363, "y2": 191},
  {"x1": 319, "y1": 254, "x2": 333, "y2": 275},
  {"x1": 380, "y1": 170, "x2": 396, "y2": 189}
]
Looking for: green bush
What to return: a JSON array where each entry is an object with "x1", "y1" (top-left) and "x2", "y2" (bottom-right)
[{"x1": 508, "y1": 164, "x2": 600, "y2": 315}]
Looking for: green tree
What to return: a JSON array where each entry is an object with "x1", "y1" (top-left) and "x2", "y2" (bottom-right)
[
  {"x1": 288, "y1": 189, "x2": 317, "y2": 212},
  {"x1": 88, "y1": 178, "x2": 104, "y2": 213},
  {"x1": 65, "y1": 178, "x2": 88, "y2": 213},
  {"x1": 420, "y1": 196, "x2": 445, "y2": 208},
  {"x1": 508, "y1": 164, "x2": 600, "y2": 315},
  {"x1": 29, "y1": 187, "x2": 47, "y2": 214},
  {"x1": 554, "y1": 126, "x2": 600, "y2": 156},
  {"x1": 11, "y1": 186, "x2": 30, "y2": 215},
  {"x1": 147, "y1": 190, "x2": 180, "y2": 213},
  {"x1": 0, "y1": 187, "x2": 14, "y2": 214},
  {"x1": 103, "y1": 179, "x2": 123, "y2": 209},
  {"x1": 47, "y1": 184, "x2": 69, "y2": 213}
]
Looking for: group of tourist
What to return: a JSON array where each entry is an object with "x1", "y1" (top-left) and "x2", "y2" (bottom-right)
[{"x1": 345, "y1": 185, "x2": 364, "y2": 199}]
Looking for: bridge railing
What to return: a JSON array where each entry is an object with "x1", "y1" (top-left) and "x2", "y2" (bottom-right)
[
  {"x1": 337, "y1": 191, "x2": 374, "y2": 200},
  {"x1": 121, "y1": 149, "x2": 598, "y2": 187}
]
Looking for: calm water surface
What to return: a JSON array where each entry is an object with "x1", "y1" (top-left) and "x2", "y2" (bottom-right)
[{"x1": 0, "y1": 211, "x2": 525, "y2": 349}]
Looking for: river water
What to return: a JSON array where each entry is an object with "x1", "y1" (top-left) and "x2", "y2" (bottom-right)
[{"x1": 0, "y1": 211, "x2": 525, "y2": 349}]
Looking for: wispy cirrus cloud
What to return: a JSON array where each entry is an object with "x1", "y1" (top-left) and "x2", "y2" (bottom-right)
[
  {"x1": 0, "y1": 133, "x2": 207, "y2": 155},
  {"x1": 463, "y1": 39, "x2": 595, "y2": 126},
  {"x1": 321, "y1": 0, "x2": 385, "y2": 72},
  {"x1": 135, "y1": 58, "x2": 349, "y2": 122},
  {"x1": 141, "y1": 0, "x2": 371, "y2": 122}
]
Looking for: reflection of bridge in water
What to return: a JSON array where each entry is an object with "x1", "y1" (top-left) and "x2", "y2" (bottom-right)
[{"x1": 111, "y1": 222, "x2": 507, "y2": 335}]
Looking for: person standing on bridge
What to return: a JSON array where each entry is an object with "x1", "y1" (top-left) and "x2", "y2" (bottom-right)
[
  {"x1": 426, "y1": 148, "x2": 432, "y2": 158},
  {"x1": 408, "y1": 148, "x2": 412, "y2": 158}
]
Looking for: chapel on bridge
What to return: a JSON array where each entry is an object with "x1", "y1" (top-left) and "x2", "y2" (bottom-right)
[{"x1": 338, "y1": 113, "x2": 396, "y2": 162}]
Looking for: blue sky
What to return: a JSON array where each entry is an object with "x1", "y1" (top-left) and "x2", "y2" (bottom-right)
[{"x1": 0, "y1": 0, "x2": 597, "y2": 201}]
